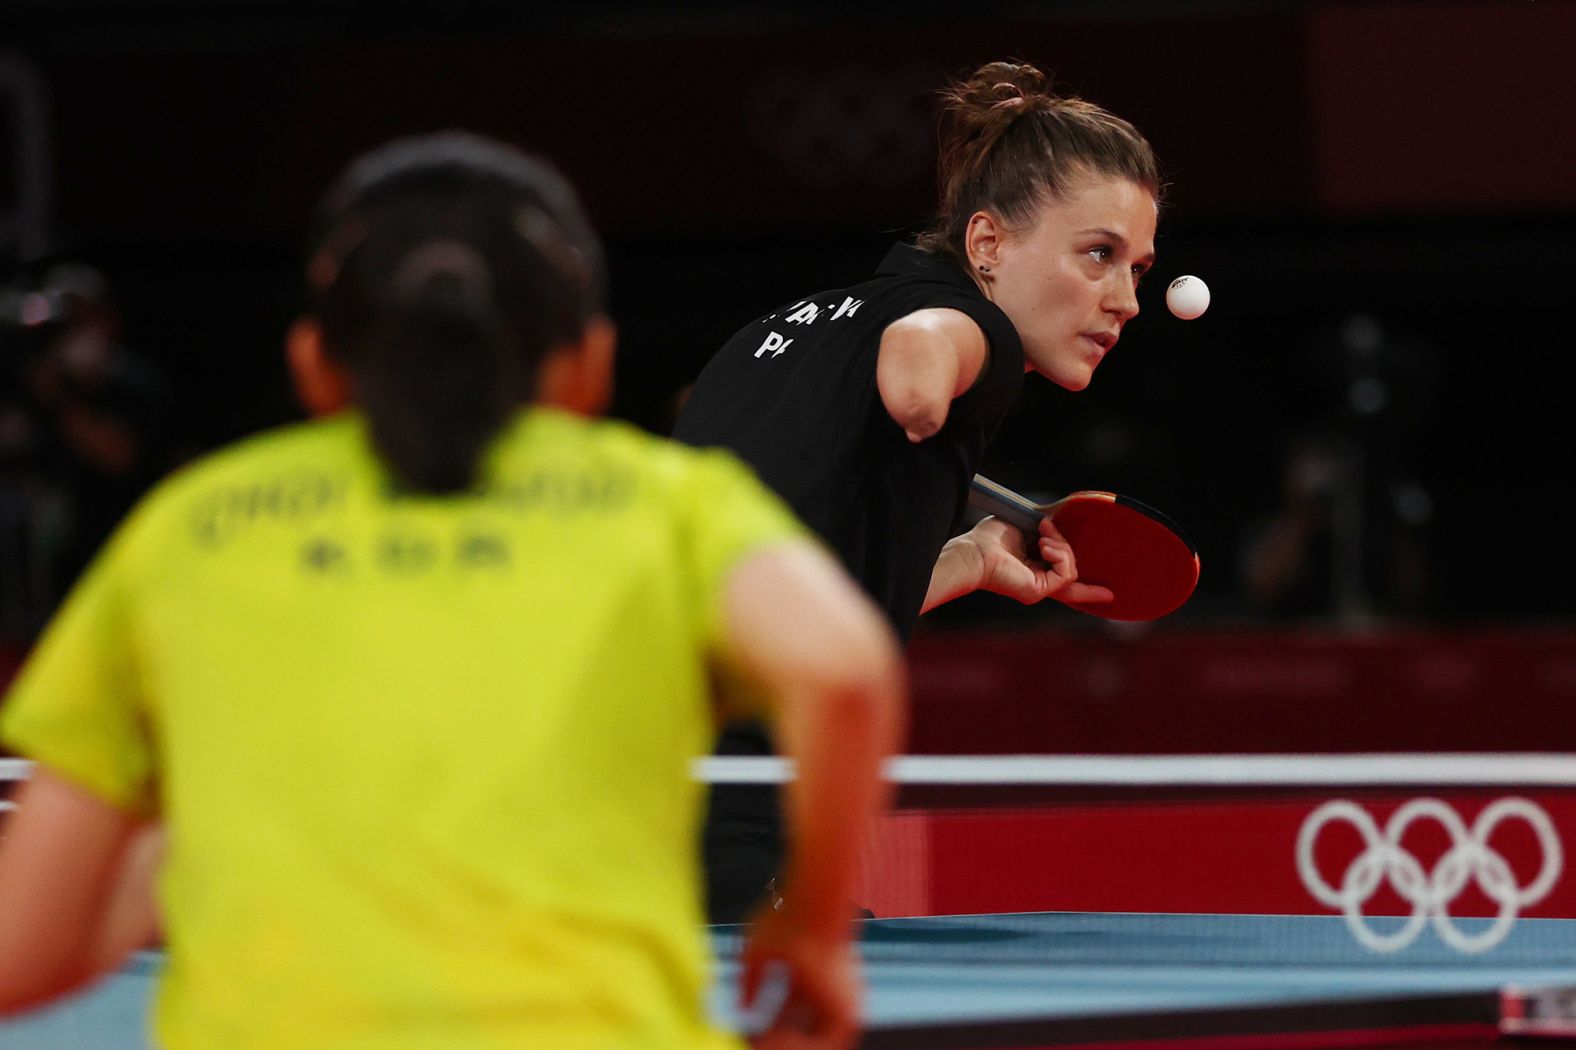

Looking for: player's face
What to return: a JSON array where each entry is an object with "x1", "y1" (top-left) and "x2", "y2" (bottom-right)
[{"x1": 988, "y1": 175, "x2": 1157, "y2": 391}]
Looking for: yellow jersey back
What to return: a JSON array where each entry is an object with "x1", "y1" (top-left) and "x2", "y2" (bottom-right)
[{"x1": 2, "y1": 407, "x2": 803, "y2": 1050}]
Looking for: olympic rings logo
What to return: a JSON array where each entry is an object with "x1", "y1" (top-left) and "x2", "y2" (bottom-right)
[
  {"x1": 746, "y1": 67, "x2": 931, "y2": 186},
  {"x1": 1296, "y1": 798, "x2": 1563, "y2": 954}
]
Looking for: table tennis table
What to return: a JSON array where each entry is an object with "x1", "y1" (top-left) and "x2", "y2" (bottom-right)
[{"x1": 7, "y1": 911, "x2": 1576, "y2": 1049}]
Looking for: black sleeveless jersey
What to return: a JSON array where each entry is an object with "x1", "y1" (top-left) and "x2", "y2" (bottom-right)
[{"x1": 674, "y1": 243, "x2": 1024, "y2": 640}]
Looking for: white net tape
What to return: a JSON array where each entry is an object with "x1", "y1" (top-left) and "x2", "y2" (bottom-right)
[
  {"x1": 6, "y1": 754, "x2": 1576, "y2": 788},
  {"x1": 693, "y1": 753, "x2": 1576, "y2": 786}
]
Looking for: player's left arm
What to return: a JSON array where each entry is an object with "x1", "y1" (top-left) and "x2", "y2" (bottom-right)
[
  {"x1": 0, "y1": 769, "x2": 152, "y2": 1014},
  {"x1": 921, "y1": 514, "x2": 1114, "y2": 613},
  {"x1": 875, "y1": 308, "x2": 988, "y2": 443}
]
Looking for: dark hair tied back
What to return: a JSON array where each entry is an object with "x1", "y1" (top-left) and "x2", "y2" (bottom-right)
[
  {"x1": 363, "y1": 242, "x2": 517, "y2": 494},
  {"x1": 916, "y1": 61, "x2": 1162, "y2": 267},
  {"x1": 307, "y1": 131, "x2": 606, "y2": 494}
]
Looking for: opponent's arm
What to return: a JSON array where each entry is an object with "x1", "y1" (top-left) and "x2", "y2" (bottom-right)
[
  {"x1": 97, "y1": 823, "x2": 166, "y2": 961},
  {"x1": 0, "y1": 769, "x2": 149, "y2": 1014},
  {"x1": 717, "y1": 541, "x2": 905, "y2": 1048},
  {"x1": 876, "y1": 308, "x2": 988, "y2": 443}
]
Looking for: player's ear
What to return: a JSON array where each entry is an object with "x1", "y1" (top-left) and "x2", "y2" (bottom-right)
[
  {"x1": 964, "y1": 211, "x2": 1005, "y2": 274},
  {"x1": 538, "y1": 316, "x2": 616, "y2": 417},
  {"x1": 286, "y1": 318, "x2": 354, "y2": 417}
]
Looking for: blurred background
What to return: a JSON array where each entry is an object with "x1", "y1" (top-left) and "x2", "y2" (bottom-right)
[{"x1": 2, "y1": 0, "x2": 1573, "y2": 752}]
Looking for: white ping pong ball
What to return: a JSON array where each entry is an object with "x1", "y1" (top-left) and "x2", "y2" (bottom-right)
[{"x1": 1166, "y1": 275, "x2": 1210, "y2": 320}]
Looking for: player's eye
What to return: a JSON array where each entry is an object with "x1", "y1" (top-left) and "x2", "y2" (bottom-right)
[
  {"x1": 1087, "y1": 246, "x2": 1112, "y2": 264},
  {"x1": 1131, "y1": 264, "x2": 1149, "y2": 286}
]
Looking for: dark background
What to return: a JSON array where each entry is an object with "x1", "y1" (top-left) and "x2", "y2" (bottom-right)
[{"x1": 3, "y1": 0, "x2": 1573, "y2": 637}]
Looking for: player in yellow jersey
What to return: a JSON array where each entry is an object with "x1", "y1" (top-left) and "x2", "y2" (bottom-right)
[{"x1": 0, "y1": 132, "x2": 903, "y2": 1050}]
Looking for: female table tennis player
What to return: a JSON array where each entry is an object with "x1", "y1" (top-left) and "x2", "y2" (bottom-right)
[
  {"x1": 675, "y1": 60, "x2": 1163, "y2": 922},
  {"x1": 0, "y1": 132, "x2": 902, "y2": 1050}
]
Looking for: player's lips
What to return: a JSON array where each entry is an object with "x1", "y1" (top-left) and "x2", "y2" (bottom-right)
[{"x1": 1081, "y1": 332, "x2": 1119, "y2": 355}]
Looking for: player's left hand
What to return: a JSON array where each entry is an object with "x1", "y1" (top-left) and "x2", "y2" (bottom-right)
[
  {"x1": 966, "y1": 515, "x2": 1116, "y2": 607},
  {"x1": 737, "y1": 902, "x2": 862, "y2": 1050}
]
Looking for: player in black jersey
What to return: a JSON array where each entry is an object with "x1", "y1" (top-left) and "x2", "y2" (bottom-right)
[{"x1": 676, "y1": 61, "x2": 1164, "y2": 923}]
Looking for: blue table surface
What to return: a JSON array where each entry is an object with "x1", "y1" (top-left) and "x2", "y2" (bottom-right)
[{"x1": 7, "y1": 911, "x2": 1576, "y2": 1049}]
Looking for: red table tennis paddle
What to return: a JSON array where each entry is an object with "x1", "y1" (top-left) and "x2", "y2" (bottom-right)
[{"x1": 967, "y1": 475, "x2": 1200, "y2": 622}]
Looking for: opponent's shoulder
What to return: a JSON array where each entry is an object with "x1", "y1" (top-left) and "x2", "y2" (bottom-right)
[
  {"x1": 568, "y1": 412, "x2": 759, "y2": 484},
  {"x1": 528, "y1": 412, "x2": 776, "y2": 512},
  {"x1": 145, "y1": 416, "x2": 357, "y2": 505},
  {"x1": 93, "y1": 417, "x2": 361, "y2": 568},
  {"x1": 177, "y1": 414, "x2": 358, "y2": 480},
  {"x1": 500, "y1": 408, "x2": 724, "y2": 470}
]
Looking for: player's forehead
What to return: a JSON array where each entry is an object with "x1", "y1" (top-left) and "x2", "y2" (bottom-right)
[{"x1": 1037, "y1": 173, "x2": 1158, "y2": 255}]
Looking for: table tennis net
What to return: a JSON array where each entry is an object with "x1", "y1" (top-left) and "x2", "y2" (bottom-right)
[
  {"x1": 6, "y1": 754, "x2": 1576, "y2": 966},
  {"x1": 702, "y1": 754, "x2": 1576, "y2": 967}
]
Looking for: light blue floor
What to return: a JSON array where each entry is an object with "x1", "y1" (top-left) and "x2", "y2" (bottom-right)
[
  {"x1": 0, "y1": 952, "x2": 160, "y2": 1050},
  {"x1": 8, "y1": 913, "x2": 1576, "y2": 1048}
]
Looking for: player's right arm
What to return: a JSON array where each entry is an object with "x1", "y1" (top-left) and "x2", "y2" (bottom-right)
[
  {"x1": 0, "y1": 489, "x2": 170, "y2": 1015},
  {"x1": 717, "y1": 541, "x2": 905, "y2": 1049},
  {"x1": 0, "y1": 770, "x2": 149, "y2": 1014},
  {"x1": 875, "y1": 308, "x2": 988, "y2": 443}
]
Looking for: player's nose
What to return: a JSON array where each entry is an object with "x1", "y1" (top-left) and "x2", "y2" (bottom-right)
[{"x1": 1106, "y1": 279, "x2": 1140, "y2": 322}]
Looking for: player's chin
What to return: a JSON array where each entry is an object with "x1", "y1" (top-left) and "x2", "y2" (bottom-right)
[
  {"x1": 1040, "y1": 358, "x2": 1096, "y2": 392},
  {"x1": 1026, "y1": 348, "x2": 1094, "y2": 392}
]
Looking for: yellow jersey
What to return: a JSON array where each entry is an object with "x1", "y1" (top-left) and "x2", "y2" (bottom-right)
[{"x1": 1, "y1": 408, "x2": 804, "y2": 1049}]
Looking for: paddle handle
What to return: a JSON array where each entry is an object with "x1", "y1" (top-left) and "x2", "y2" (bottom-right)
[{"x1": 967, "y1": 475, "x2": 1049, "y2": 534}]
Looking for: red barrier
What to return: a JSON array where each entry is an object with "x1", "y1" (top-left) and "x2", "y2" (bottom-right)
[
  {"x1": 861, "y1": 792, "x2": 1576, "y2": 922},
  {"x1": 906, "y1": 628, "x2": 1576, "y2": 755}
]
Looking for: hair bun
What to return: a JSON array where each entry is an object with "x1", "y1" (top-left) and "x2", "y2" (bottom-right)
[{"x1": 954, "y1": 61, "x2": 1051, "y2": 113}]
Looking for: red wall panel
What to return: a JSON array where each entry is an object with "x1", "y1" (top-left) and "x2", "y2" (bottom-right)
[
  {"x1": 906, "y1": 629, "x2": 1576, "y2": 755},
  {"x1": 1312, "y1": 2, "x2": 1576, "y2": 212}
]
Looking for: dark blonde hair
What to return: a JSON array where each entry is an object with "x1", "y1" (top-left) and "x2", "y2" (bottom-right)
[{"x1": 916, "y1": 62, "x2": 1162, "y2": 266}]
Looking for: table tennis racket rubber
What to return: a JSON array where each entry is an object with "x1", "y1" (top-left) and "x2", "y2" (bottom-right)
[{"x1": 967, "y1": 475, "x2": 1200, "y2": 622}]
